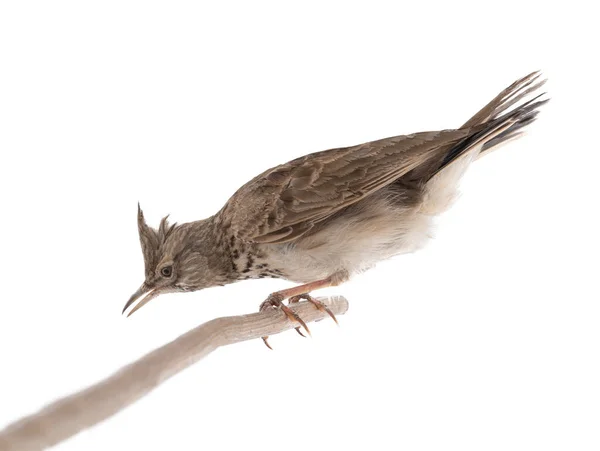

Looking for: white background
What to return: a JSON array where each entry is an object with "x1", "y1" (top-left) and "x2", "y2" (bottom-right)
[{"x1": 1, "y1": 1, "x2": 598, "y2": 450}]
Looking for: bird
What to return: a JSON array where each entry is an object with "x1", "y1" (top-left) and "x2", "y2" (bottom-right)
[{"x1": 123, "y1": 71, "x2": 548, "y2": 348}]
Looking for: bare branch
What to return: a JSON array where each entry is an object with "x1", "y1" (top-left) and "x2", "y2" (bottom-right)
[{"x1": 0, "y1": 296, "x2": 349, "y2": 451}]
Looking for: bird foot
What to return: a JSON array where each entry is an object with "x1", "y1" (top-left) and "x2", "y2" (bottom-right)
[
  {"x1": 259, "y1": 293, "x2": 311, "y2": 349},
  {"x1": 259, "y1": 293, "x2": 339, "y2": 349},
  {"x1": 288, "y1": 293, "x2": 338, "y2": 338},
  {"x1": 289, "y1": 294, "x2": 339, "y2": 325}
]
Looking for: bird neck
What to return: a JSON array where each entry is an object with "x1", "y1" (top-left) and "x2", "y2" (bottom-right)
[{"x1": 185, "y1": 216, "x2": 239, "y2": 285}]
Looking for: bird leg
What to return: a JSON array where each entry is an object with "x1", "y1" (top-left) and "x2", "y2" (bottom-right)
[{"x1": 259, "y1": 277, "x2": 339, "y2": 349}]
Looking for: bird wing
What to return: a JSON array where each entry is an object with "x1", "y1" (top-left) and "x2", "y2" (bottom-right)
[{"x1": 220, "y1": 129, "x2": 469, "y2": 244}]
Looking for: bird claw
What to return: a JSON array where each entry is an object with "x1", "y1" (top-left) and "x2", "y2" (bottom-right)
[
  {"x1": 259, "y1": 293, "x2": 339, "y2": 349},
  {"x1": 287, "y1": 295, "x2": 309, "y2": 338},
  {"x1": 295, "y1": 327, "x2": 307, "y2": 338},
  {"x1": 262, "y1": 336, "x2": 274, "y2": 350},
  {"x1": 259, "y1": 294, "x2": 311, "y2": 349},
  {"x1": 290, "y1": 294, "x2": 339, "y2": 326}
]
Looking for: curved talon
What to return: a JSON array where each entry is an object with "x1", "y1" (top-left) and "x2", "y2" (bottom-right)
[
  {"x1": 291, "y1": 294, "x2": 339, "y2": 325},
  {"x1": 258, "y1": 292, "x2": 339, "y2": 349},
  {"x1": 287, "y1": 296, "x2": 308, "y2": 338},
  {"x1": 259, "y1": 299, "x2": 277, "y2": 349},
  {"x1": 262, "y1": 336, "x2": 274, "y2": 350},
  {"x1": 280, "y1": 303, "x2": 311, "y2": 336},
  {"x1": 316, "y1": 302, "x2": 339, "y2": 325},
  {"x1": 295, "y1": 327, "x2": 307, "y2": 338},
  {"x1": 259, "y1": 294, "x2": 312, "y2": 349}
]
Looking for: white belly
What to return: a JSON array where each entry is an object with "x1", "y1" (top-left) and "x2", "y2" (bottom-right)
[
  {"x1": 264, "y1": 195, "x2": 434, "y2": 284},
  {"x1": 264, "y1": 140, "x2": 478, "y2": 284}
]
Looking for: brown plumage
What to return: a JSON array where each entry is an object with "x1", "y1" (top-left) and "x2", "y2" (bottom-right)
[{"x1": 124, "y1": 71, "x2": 548, "y2": 346}]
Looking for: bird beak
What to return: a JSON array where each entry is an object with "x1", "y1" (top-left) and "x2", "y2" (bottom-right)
[{"x1": 122, "y1": 285, "x2": 161, "y2": 317}]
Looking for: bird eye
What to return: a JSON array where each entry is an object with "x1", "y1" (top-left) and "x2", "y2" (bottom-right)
[{"x1": 160, "y1": 266, "x2": 173, "y2": 278}]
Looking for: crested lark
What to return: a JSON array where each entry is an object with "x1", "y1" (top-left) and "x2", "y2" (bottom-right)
[{"x1": 123, "y1": 72, "x2": 547, "y2": 347}]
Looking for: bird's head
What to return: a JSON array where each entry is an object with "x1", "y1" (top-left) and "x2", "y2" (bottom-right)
[{"x1": 123, "y1": 205, "x2": 231, "y2": 316}]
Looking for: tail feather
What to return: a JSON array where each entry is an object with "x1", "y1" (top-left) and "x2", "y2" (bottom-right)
[
  {"x1": 419, "y1": 72, "x2": 548, "y2": 215},
  {"x1": 436, "y1": 93, "x2": 549, "y2": 174},
  {"x1": 461, "y1": 70, "x2": 547, "y2": 128},
  {"x1": 479, "y1": 95, "x2": 547, "y2": 155}
]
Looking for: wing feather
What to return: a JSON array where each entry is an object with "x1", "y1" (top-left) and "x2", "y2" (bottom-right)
[{"x1": 219, "y1": 129, "x2": 469, "y2": 243}]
